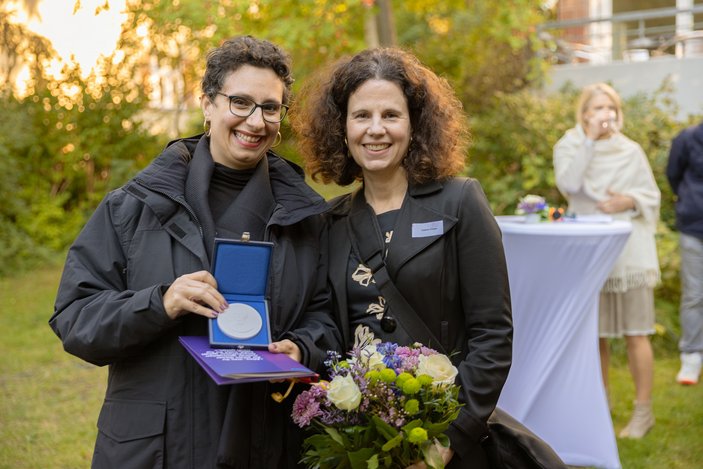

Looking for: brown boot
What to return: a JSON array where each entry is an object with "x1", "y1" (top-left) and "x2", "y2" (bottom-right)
[{"x1": 619, "y1": 401, "x2": 654, "y2": 439}]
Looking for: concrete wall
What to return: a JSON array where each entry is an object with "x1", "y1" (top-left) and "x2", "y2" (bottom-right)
[{"x1": 544, "y1": 55, "x2": 703, "y2": 119}]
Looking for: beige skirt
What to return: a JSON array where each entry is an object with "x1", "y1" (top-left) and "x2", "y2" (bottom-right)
[{"x1": 598, "y1": 286, "x2": 655, "y2": 338}]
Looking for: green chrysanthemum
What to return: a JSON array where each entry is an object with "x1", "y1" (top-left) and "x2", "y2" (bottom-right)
[
  {"x1": 417, "y1": 374, "x2": 433, "y2": 387},
  {"x1": 401, "y1": 377, "x2": 421, "y2": 395},
  {"x1": 396, "y1": 372, "x2": 413, "y2": 387},
  {"x1": 407, "y1": 427, "x2": 428, "y2": 444},
  {"x1": 404, "y1": 398, "x2": 420, "y2": 415},
  {"x1": 379, "y1": 368, "x2": 397, "y2": 383}
]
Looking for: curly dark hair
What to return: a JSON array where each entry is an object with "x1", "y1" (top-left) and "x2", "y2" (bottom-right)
[
  {"x1": 201, "y1": 36, "x2": 294, "y2": 104},
  {"x1": 291, "y1": 48, "x2": 469, "y2": 186}
]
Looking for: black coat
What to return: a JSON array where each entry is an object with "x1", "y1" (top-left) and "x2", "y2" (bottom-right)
[
  {"x1": 50, "y1": 135, "x2": 341, "y2": 468},
  {"x1": 326, "y1": 178, "x2": 513, "y2": 467},
  {"x1": 667, "y1": 122, "x2": 703, "y2": 238}
]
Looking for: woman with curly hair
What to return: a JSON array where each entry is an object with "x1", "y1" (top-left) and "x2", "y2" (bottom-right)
[
  {"x1": 292, "y1": 48, "x2": 513, "y2": 468},
  {"x1": 51, "y1": 36, "x2": 338, "y2": 468}
]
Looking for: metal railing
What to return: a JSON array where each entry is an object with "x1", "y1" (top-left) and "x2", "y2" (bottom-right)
[{"x1": 538, "y1": 6, "x2": 703, "y2": 64}]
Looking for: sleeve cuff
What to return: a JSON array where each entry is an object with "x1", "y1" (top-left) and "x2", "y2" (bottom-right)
[
  {"x1": 445, "y1": 410, "x2": 489, "y2": 459},
  {"x1": 146, "y1": 284, "x2": 179, "y2": 326}
]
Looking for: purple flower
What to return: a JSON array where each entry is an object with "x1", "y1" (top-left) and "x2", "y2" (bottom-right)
[
  {"x1": 516, "y1": 195, "x2": 547, "y2": 214},
  {"x1": 394, "y1": 346, "x2": 421, "y2": 372},
  {"x1": 292, "y1": 388, "x2": 324, "y2": 427},
  {"x1": 376, "y1": 342, "x2": 398, "y2": 356}
]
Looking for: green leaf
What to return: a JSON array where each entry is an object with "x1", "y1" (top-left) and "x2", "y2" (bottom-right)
[
  {"x1": 421, "y1": 440, "x2": 445, "y2": 469},
  {"x1": 325, "y1": 427, "x2": 345, "y2": 446},
  {"x1": 425, "y1": 420, "x2": 451, "y2": 435},
  {"x1": 435, "y1": 433, "x2": 450, "y2": 448},
  {"x1": 380, "y1": 433, "x2": 403, "y2": 452},
  {"x1": 370, "y1": 415, "x2": 399, "y2": 441},
  {"x1": 366, "y1": 453, "x2": 379, "y2": 469},
  {"x1": 401, "y1": 418, "x2": 423, "y2": 433},
  {"x1": 347, "y1": 447, "x2": 376, "y2": 469}
]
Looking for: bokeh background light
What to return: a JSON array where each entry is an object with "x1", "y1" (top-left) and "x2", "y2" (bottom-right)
[{"x1": 16, "y1": 0, "x2": 126, "y2": 75}]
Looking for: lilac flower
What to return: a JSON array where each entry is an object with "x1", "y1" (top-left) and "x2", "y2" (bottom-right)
[
  {"x1": 395, "y1": 346, "x2": 421, "y2": 373},
  {"x1": 292, "y1": 387, "x2": 324, "y2": 427},
  {"x1": 323, "y1": 350, "x2": 342, "y2": 370},
  {"x1": 318, "y1": 407, "x2": 348, "y2": 426}
]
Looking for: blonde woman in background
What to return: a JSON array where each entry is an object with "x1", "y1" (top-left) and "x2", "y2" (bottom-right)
[{"x1": 553, "y1": 83, "x2": 660, "y2": 439}]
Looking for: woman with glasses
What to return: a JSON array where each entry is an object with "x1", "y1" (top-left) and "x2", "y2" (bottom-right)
[
  {"x1": 292, "y1": 48, "x2": 513, "y2": 468},
  {"x1": 50, "y1": 36, "x2": 339, "y2": 468}
]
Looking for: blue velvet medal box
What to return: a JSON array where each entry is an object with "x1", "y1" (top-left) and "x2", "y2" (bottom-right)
[{"x1": 209, "y1": 237, "x2": 273, "y2": 348}]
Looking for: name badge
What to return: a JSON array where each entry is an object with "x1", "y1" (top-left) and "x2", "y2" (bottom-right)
[{"x1": 412, "y1": 220, "x2": 443, "y2": 238}]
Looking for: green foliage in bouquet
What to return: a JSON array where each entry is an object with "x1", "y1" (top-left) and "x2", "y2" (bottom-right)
[{"x1": 292, "y1": 342, "x2": 463, "y2": 469}]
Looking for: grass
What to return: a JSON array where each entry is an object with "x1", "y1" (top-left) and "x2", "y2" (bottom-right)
[
  {"x1": 609, "y1": 357, "x2": 703, "y2": 468},
  {"x1": 0, "y1": 265, "x2": 106, "y2": 469},
  {"x1": 1, "y1": 266, "x2": 701, "y2": 468}
]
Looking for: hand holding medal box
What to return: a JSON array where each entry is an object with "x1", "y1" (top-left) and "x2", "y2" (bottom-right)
[{"x1": 180, "y1": 234, "x2": 317, "y2": 384}]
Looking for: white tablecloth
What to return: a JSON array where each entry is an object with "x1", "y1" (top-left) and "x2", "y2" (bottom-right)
[{"x1": 495, "y1": 217, "x2": 632, "y2": 469}]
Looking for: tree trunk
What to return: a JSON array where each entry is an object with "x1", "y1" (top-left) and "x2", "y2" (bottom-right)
[
  {"x1": 377, "y1": 0, "x2": 397, "y2": 46},
  {"x1": 364, "y1": 3, "x2": 380, "y2": 48}
]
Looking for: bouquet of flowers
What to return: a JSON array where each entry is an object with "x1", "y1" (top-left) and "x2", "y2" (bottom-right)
[
  {"x1": 515, "y1": 194, "x2": 548, "y2": 215},
  {"x1": 292, "y1": 342, "x2": 462, "y2": 469}
]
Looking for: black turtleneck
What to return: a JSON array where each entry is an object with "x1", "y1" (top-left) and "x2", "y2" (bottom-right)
[{"x1": 208, "y1": 163, "x2": 256, "y2": 224}]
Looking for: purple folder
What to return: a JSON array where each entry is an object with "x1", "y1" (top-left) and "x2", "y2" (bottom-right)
[{"x1": 179, "y1": 335, "x2": 318, "y2": 385}]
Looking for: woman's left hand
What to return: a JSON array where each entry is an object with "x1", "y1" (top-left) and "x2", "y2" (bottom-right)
[
  {"x1": 268, "y1": 339, "x2": 302, "y2": 363},
  {"x1": 597, "y1": 190, "x2": 635, "y2": 214},
  {"x1": 404, "y1": 444, "x2": 454, "y2": 469}
]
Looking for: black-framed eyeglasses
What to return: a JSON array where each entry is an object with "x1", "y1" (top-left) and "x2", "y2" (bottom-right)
[{"x1": 215, "y1": 93, "x2": 288, "y2": 123}]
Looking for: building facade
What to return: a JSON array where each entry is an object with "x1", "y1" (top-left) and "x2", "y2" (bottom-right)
[{"x1": 544, "y1": 0, "x2": 703, "y2": 118}]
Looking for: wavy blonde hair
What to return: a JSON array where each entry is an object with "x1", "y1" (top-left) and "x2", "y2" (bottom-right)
[{"x1": 575, "y1": 82, "x2": 624, "y2": 130}]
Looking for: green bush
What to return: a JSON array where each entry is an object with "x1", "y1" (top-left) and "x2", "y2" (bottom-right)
[
  {"x1": 15, "y1": 192, "x2": 86, "y2": 252},
  {"x1": 0, "y1": 59, "x2": 162, "y2": 276},
  {"x1": 468, "y1": 85, "x2": 578, "y2": 214}
]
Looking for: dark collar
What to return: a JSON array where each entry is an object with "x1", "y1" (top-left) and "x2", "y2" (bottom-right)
[
  {"x1": 327, "y1": 179, "x2": 445, "y2": 217},
  {"x1": 130, "y1": 134, "x2": 327, "y2": 229}
]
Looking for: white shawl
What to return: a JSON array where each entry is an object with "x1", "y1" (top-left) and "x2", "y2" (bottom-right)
[{"x1": 553, "y1": 125, "x2": 661, "y2": 292}]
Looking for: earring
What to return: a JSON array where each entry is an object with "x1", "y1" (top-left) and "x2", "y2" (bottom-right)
[
  {"x1": 272, "y1": 131, "x2": 282, "y2": 148},
  {"x1": 203, "y1": 119, "x2": 211, "y2": 137},
  {"x1": 404, "y1": 135, "x2": 413, "y2": 160}
]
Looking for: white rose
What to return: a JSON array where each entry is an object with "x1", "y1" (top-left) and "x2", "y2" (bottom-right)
[
  {"x1": 522, "y1": 194, "x2": 544, "y2": 204},
  {"x1": 359, "y1": 344, "x2": 385, "y2": 370},
  {"x1": 327, "y1": 374, "x2": 362, "y2": 411},
  {"x1": 417, "y1": 354, "x2": 458, "y2": 386}
]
